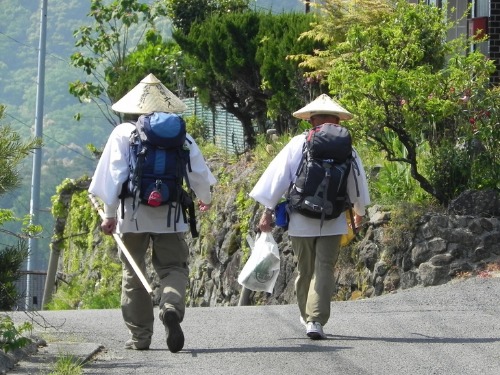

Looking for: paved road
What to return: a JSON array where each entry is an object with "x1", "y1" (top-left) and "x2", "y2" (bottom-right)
[{"x1": 8, "y1": 277, "x2": 500, "y2": 374}]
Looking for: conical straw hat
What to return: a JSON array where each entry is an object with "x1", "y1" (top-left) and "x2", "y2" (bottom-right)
[
  {"x1": 111, "y1": 73, "x2": 187, "y2": 114},
  {"x1": 293, "y1": 94, "x2": 353, "y2": 120}
]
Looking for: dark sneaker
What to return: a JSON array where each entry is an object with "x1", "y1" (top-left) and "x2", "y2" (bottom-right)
[
  {"x1": 124, "y1": 339, "x2": 150, "y2": 350},
  {"x1": 162, "y1": 310, "x2": 184, "y2": 353}
]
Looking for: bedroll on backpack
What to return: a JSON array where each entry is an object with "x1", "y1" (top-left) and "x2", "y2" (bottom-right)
[
  {"x1": 287, "y1": 123, "x2": 353, "y2": 222},
  {"x1": 119, "y1": 112, "x2": 198, "y2": 237}
]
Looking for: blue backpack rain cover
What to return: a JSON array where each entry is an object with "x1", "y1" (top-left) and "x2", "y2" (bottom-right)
[{"x1": 120, "y1": 112, "x2": 198, "y2": 236}]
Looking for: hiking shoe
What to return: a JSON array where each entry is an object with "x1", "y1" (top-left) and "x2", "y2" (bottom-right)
[
  {"x1": 162, "y1": 310, "x2": 184, "y2": 353},
  {"x1": 124, "y1": 339, "x2": 150, "y2": 350},
  {"x1": 306, "y1": 321, "x2": 327, "y2": 340}
]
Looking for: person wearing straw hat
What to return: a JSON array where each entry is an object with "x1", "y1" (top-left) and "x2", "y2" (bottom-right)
[
  {"x1": 249, "y1": 94, "x2": 370, "y2": 340},
  {"x1": 89, "y1": 73, "x2": 216, "y2": 353}
]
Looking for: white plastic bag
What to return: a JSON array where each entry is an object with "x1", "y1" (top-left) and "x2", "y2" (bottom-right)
[{"x1": 238, "y1": 232, "x2": 280, "y2": 293}]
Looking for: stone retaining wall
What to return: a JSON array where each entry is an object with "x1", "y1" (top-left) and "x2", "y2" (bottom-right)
[{"x1": 187, "y1": 189, "x2": 500, "y2": 306}]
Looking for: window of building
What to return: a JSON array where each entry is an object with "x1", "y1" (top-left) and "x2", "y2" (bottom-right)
[{"x1": 472, "y1": 0, "x2": 489, "y2": 55}]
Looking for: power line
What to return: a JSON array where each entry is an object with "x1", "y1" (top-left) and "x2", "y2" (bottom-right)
[
  {"x1": 2, "y1": 190, "x2": 31, "y2": 212},
  {"x1": 0, "y1": 30, "x2": 33, "y2": 49},
  {"x1": 0, "y1": 30, "x2": 69, "y2": 64},
  {"x1": 3, "y1": 112, "x2": 95, "y2": 162}
]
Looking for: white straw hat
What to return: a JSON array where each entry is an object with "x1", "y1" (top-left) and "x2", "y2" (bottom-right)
[
  {"x1": 111, "y1": 73, "x2": 187, "y2": 114},
  {"x1": 293, "y1": 94, "x2": 353, "y2": 120}
]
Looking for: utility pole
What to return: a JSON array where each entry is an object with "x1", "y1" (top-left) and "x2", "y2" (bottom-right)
[{"x1": 27, "y1": 0, "x2": 47, "y2": 310}]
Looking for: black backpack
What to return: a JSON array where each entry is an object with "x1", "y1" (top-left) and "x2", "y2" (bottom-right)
[
  {"x1": 119, "y1": 112, "x2": 198, "y2": 237},
  {"x1": 287, "y1": 123, "x2": 358, "y2": 226}
]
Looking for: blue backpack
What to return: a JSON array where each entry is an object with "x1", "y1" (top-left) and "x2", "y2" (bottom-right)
[{"x1": 120, "y1": 112, "x2": 198, "y2": 237}]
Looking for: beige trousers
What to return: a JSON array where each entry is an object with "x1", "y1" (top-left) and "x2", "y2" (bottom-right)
[
  {"x1": 291, "y1": 235, "x2": 341, "y2": 326},
  {"x1": 119, "y1": 232, "x2": 189, "y2": 346}
]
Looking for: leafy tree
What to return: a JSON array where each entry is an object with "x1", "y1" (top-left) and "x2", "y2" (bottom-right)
[
  {"x1": 165, "y1": 0, "x2": 250, "y2": 35},
  {"x1": 296, "y1": 0, "x2": 499, "y2": 205},
  {"x1": 292, "y1": 0, "x2": 393, "y2": 77},
  {"x1": 174, "y1": 11, "x2": 264, "y2": 148},
  {"x1": 0, "y1": 242, "x2": 28, "y2": 310},
  {"x1": 0, "y1": 104, "x2": 41, "y2": 310},
  {"x1": 256, "y1": 12, "x2": 325, "y2": 134},
  {"x1": 69, "y1": 0, "x2": 169, "y2": 126},
  {"x1": 175, "y1": 11, "x2": 320, "y2": 147},
  {"x1": 107, "y1": 30, "x2": 190, "y2": 122},
  {"x1": 0, "y1": 105, "x2": 41, "y2": 196}
]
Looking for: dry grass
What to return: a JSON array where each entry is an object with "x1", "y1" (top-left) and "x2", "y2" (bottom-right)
[
  {"x1": 454, "y1": 260, "x2": 500, "y2": 280},
  {"x1": 477, "y1": 261, "x2": 500, "y2": 279}
]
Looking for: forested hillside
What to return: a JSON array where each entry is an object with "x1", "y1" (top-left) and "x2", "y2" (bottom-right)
[
  {"x1": 0, "y1": 0, "x2": 104, "y2": 269},
  {"x1": 0, "y1": 0, "x2": 304, "y2": 270}
]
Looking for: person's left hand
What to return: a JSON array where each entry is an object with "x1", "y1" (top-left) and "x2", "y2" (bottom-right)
[{"x1": 198, "y1": 200, "x2": 211, "y2": 212}]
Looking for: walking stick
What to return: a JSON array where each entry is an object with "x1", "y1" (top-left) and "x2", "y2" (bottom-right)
[{"x1": 88, "y1": 194, "x2": 153, "y2": 294}]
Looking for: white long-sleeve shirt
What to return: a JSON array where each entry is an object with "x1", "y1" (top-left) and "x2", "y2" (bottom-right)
[
  {"x1": 89, "y1": 122, "x2": 216, "y2": 234},
  {"x1": 249, "y1": 133, "x2": 371, "y2": 237}
]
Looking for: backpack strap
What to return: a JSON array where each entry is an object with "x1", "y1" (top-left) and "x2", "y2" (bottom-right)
[
  {"x1": 180, "y1": 191, "x2": 199, "y2": 238},
  {"x1": 351, "y1": 153, "x2": 361, "y2": 198},
  {"x1": 131, "y1": 145, "x2": 147, "y2": 221},
  {"x1": 182, "y1": 138, "x2": 193, "y2": 189},
  {"x1": 316, "y1": 159, "x2": 333, "y2": 229},
  {"x1": 286, "y1": 139, "x2": 308, "y2": 203},
  {"x1": 120, "y1": 126, "x2": 142, "y2": 220},
  {"x1": 177, "y1": 137, "x2": 197, "y2": 237}
]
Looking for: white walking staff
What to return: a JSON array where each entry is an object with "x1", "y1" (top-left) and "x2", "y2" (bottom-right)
[{"x1": 88, "y1": 194, "x2": 153, "y2": 294}]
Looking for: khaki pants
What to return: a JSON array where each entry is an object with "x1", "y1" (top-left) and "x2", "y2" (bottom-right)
[
  {"x1": 291, "y1": 235, "x2": 341, "y2": 326},
  {"x1": 119, "y1": 232, "x2": 189, "y2": 346}
]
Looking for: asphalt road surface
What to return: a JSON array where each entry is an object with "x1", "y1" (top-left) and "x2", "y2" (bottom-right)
[{"x1": 8, "y1": 277, "x2": 500, "y2": 374}]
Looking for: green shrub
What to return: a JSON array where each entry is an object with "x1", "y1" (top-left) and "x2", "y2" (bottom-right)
[
  {"x1": 0, "y1": 240, "x2": 28, "y2": 310},
  {"x1": 0, "y1": 315, "x2": 32, "y2": 353}
]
